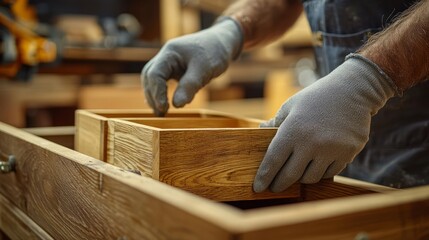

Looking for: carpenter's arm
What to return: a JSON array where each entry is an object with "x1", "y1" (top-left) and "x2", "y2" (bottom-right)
[
  {"x1": 223, "y1": 0, "x2": 303, "y2": 49},
  {"x1": 360, "y1": 0, "x2": 429, "y2": 91}
]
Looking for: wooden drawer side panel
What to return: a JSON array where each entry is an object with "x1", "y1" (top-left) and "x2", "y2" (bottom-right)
[
  {"x1": 0, "y1": 122, "x2": 235, "y2": 240},
  {"x1": 109, "y1": 120, "x2": 157, "y2": 178},
  {"x1": 237, "y1": 187, "x2": 429, "y2": 240},
  {"x1": 158, "y1": 129, "x2": 301, "y2": 201},
  {"x1": 75, "y1": 110, "x2": 105, "y2": 160}
]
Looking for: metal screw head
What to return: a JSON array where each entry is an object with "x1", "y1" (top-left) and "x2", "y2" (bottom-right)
[{"x1": 0, "y1": 155, "x2": 15, "y2": 173}]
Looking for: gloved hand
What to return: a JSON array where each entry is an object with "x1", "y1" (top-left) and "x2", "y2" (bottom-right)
[
  {"x1": 141, "y1": 19, "x2": 242, "y2": 116},
  {"x1": 254, "y1": 54, "x2": 399, "y2": 192}
]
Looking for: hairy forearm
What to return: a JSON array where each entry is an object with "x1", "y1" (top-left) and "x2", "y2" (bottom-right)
[
  {"x1": 222, "y1": 0, "x2": 303, "y2": 49},
  {"x1": 360, "y1": 0, "x2": 429, "y2": 91}
]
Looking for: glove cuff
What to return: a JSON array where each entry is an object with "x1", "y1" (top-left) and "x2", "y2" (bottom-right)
[{"x1": 346, "y1": 53, "x2": 402, "y2": 96}]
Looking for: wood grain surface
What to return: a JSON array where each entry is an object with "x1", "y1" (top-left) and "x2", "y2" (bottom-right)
[
  {"x1": 159, "y1": 128, "x2": 300, "y2": 201},
  {"x1": 237, "y1": 185, "x2": 429, "y2": 240},
  {"x1": 125, "y1": 117, "x2": 258, "y2": 129},
  {"x1": 1, "y1": 122, "x2": 429, "y2": 239},
  {"x1": 0, "y1": 194, "x2": 53, "y2": 240},
  {"x1": 75, "y1": 110, "x2": 105, "y2": 160},
  {"x1": 301, "y1": 176, "x2": 396, "y2": 201},
  {"x1": 109, "y1": 119, "x2": 301, "y2": 201},
  {"x1": 0, "y1": 122, "x2": 239, "y2": 240},
  {"x1": 107, "y1": 119, "x2": 157, "y2": 178},
  {"x1": 75, "y1": 109, "x2": 243, "y2": 161}
]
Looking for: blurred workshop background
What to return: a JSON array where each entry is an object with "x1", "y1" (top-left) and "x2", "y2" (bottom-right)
[{"x1": 0, "y1": 0, "x2": 315, "y2": 128}]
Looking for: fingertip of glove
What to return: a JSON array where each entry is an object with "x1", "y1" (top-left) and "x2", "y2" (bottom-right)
[
  {"x1": 252, "y1": 182, "x2": 266, "y2": 193},
  {"x1": 269, "y1": 187, "x2": 283, "y2": 193},
  {"x1": 154, "y1": 102, "x2": 169, "y2": 117},
  {"x1": 172, "y1": 92, "x2": 191, "y2": 108},
  {"x1": 269, "y1": 183, "x2": 288, "y2": 193},
  {"x1": 153, "y1": 107, "x2": 167, "y2": 117},
  {"x1": 253, "y1": 176, "x2": 269, "y2": 193}
]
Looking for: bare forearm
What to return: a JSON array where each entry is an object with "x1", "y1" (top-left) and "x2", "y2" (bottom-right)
[
  {"x1": 223, "y1": 0, "x2": 303, "y2": 49},
  {"x1": 360, "y1": 0, "x2": 429, "y2": 91}
]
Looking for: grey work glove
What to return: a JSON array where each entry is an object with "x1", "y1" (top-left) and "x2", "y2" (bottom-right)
[
  {"x1": 254, "y1": 54, "x2": 399, "y2": 193},
  {"x1": 141, "y1": 19, "x2": 242, "y2": 116}
]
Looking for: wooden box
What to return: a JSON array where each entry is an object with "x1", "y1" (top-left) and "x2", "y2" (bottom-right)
[
  {"x1": 1, "y1": 122, "x2": 428, "y2": 239},
  {"x1": 75, "y1": 109, "x2": 238, "y2": 161},
  {"x1": 76, "y1": 109, "x2": 300, "y2": 201}
]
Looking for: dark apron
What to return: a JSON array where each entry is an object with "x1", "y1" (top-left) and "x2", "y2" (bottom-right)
[{"x1": 302, "y1": 0, "x2": 429, "y2": 188}]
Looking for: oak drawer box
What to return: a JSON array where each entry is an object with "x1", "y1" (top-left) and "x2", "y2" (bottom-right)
[
  {"x1": 76, "y1": 109, "x2": 300, "y2": 201},
  {"x1": 0, "y1": 122, "x2": 428, "y2": 239},
  {"x1": 75, "y1": 109, "x2": 231, "y2": 161}
]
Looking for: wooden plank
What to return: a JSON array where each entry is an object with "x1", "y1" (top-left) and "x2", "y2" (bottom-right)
[
  {"x1": 125, "y1": 118, "x2": 245, "y2": 129},
  {"x1": 236, "y1": 185, "x2": 429, "y2": 239},
  {"x1": 107, "y1": 120, "x2": 157, "y2": 178},
  {"x1": 301, "y1": 176, "x2": 396, "y2": 201},
  {"x1": 83, "y1": 108, "x2": 233, "y2": 118},
  {"x1": 333, "y1": 176, "x2": 396, "y2": 193},
  {"x1": 158, "y1": 127, "x2": 300, "y2": 201},
  {"x1": 0, "y1": 122, "x2": 239, "y2": 239},
  {"x1": 75, "y1": 110, "x2": 105, "y2": 160},
  {"x1": 75, "y1": 109, "x2": 239, "y2": 162},
  {"x1": 2, "y1": 122, "x2": 429, "y2": 239},
  {"x1": 0, "y1": 194, "x2": 53, "y2": 240},
  {"x1": 108, "y1": 117, "x2": 301, "y2": 201}
]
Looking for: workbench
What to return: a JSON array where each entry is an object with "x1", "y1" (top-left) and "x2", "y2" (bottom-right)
[{"x1": 0, "y1": 121, "x2": 428, "y2": 239}]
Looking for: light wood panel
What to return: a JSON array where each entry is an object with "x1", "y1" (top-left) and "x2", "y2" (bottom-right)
[
  {"x1": 302, "y1": 177, "x2": 396, "y2": 201},
  {"x1": 75, "y1": 110, "x2": 105, "y2": 160},
  {"x1": 237, "y1": 185, "x2": 429, "y2": 240},
  {"x1": 1, "y1": 123, "x2": 429, "y2": 239},
  {"x1": 0, "y1": 122, "x2": 238, "y2": 240},
  {"x1": 125, "y1": 117, "x2": 258, "y2": 129},
  {"x1": 109, "y1": 119, "x2": 301, "y2": 201},
  {"x1": 107, "y1": 119, "x2": 157, "y2": 178},
  {"x1": 159, "y1": 127, "x2": 300, "y2": 201},
  {"x1": 75, "y1": 109, "x2": 239, "y2": 161}
]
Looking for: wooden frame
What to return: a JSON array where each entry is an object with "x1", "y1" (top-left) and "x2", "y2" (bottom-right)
[
  {"x1": 76, "y1": 109, "x2": 301, "y2": 201},
  {"x1": 75, "y1": 109, "x2": 236, "y2": 161},
  {"x1": 1, "y1": 122, "x2": 428, "y2": 239}
]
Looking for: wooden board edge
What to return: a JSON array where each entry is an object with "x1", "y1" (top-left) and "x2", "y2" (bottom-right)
[
  {"x1": 333, "y1": 176, "x2": 397, "y2": 193},
  {"x1": 234, "y1": 184, "x2": 429, "y2": 234}
]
